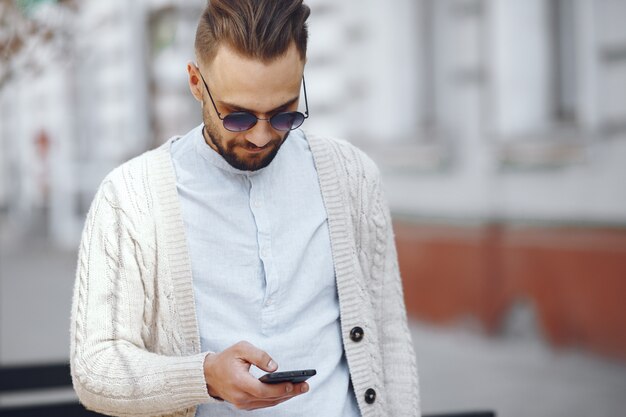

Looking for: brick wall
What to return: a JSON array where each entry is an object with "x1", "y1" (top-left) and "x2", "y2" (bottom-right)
[{"x1": 395, "y1": 220, "x2": 626, "y2": 360}]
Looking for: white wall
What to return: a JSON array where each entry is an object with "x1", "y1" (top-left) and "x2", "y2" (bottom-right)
[
  {"x1": 379, "y1": 0, "x2": 626, "y2": 225},
  {"x1": 2, "y1": 0, "x2": 626, "y2": 241}
]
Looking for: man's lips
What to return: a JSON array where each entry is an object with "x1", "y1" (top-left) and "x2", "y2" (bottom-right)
[{"x1": 241, "y1": 143, "x2": 273, "y2": 154}]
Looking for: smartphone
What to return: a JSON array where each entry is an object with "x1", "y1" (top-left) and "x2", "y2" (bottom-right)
[{"x1": 259, "y1": 369, "x2": 316, "y2": 384}]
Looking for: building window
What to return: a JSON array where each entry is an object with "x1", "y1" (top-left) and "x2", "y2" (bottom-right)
[
  {"x1": 490, "y1": 0, "x2": 591, "y2": 169},
  {"x1": 551, "y1": 0, "x2": 577, "y2": 124}
]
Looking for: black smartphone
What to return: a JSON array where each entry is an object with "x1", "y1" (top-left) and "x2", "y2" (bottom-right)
[{"x1": 259, "y1": 369, "x2": 316, "y2": 384}]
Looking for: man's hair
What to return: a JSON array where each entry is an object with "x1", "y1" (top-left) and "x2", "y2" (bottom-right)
[{"x1": 195, "y1": 0, "x2": 310, "y2": 64}]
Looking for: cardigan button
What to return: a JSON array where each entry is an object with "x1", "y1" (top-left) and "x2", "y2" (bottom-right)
[
  {"x1": 364, "y1": 388, "x2": 376, "y2": 404},
  {"x1": 350, "y1": 326, "x2": 364, "y2": 342}
]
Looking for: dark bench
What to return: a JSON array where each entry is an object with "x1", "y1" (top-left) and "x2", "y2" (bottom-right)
[
  {"x1": 0, "y1": 363, "x2": 495, "y2": 417},
  {"x1": 0, "y1": 363, "x2": 99, "y2": 417},
  {"x1": 425, "y1": 413, "x2": 495, "y2": 417}
]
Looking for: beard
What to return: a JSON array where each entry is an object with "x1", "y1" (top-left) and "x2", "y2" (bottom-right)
[{"x1": 202, "y1": 117, "x2": 289, "y2": 171}]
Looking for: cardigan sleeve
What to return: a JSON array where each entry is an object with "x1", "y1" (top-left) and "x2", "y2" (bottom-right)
[
  {"x1": 70, "y1": 177, "x2": 214, "y2": 417},
  {"x1": 373, "y1": 179, "x2": 421, "y2": 416}
]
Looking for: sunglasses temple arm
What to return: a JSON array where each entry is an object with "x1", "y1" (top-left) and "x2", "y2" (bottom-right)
[{"x1": 302, "y1": 76, "x2": 309, "y2": 118}]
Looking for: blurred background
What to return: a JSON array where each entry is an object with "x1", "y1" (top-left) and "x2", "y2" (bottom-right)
[{"x1": 1, "y1": 0, "x2": 626, "y2": 416}]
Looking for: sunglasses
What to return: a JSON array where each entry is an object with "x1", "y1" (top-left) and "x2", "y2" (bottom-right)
[{"x1": 197, "y1": 69, "x2": 309, "y2": 132}]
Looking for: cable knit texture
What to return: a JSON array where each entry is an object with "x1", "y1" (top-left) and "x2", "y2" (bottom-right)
[{"x1": 70, "y1": 133, "x2": 420, "y2": 417}]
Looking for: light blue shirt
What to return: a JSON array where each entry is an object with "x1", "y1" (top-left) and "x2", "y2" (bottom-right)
[{"x1": 171, "y1": 125, "x2": 360, "y2": 417}]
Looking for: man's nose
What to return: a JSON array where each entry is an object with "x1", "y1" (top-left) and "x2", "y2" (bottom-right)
[{"x1": 244, "y1": 119, "x2": 275, "y2": 148}]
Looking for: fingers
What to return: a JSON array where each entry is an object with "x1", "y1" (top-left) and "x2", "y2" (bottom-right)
[
  {"x1": 237, "y1": 396, "x2": 291, "y2": 410},
  {"x1": 203, "y1": 341, "x2": 311, "y2": 411},
  {"x1": 295, "y1": 382, "x2": 310, "y2": 394},
  {"x1": 251, "y1": 381, "x2": 309, "y2": 398},
  {"x1": 234, "y1": 341, "x2": 277, "y2": 372},
  {"x1": 232, "y1": 383, "x2": 310, "y2": 410},
  {"x1": 242, "y1": 379, "x2": 294, "y2": 399}
]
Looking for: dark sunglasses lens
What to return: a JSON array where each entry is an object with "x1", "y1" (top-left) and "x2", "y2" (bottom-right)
[
  {"x1": 271, "y1": 112, "x2": 305, "y2": 131},
  {"x1": 223, "y1": 112, "x2": 257, "y2": 132}
]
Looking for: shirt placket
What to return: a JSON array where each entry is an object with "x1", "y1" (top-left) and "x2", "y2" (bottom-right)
[{"x1": 248, "y1": 174, "x2": 278, "y2": 333}]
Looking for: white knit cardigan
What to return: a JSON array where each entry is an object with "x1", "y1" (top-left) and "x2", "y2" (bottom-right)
[{"x1": 70, "y1": 133, "x2": 420, "y2": 417}]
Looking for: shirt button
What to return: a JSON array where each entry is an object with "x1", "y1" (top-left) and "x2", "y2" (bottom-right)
[
  {"x1": 265, "y1": 298, "x2": 273, "y2": 306},
  {"x1": 253, "y1": 200, "x2": 262, "y2": 208},
  {"x1": 260, "y1": 249, "x2": 269, "y2": 258},
  {"x1": 350, "y1": 326, "x2": 364, "y2": 342},
  {"x1": 365, "y1": 388, "x2": 376, "y2": 404}
]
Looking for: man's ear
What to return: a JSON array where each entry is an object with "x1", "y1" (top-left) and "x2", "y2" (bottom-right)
[{"x1": 187, "y1": 62, "x2": 203, "y2": 102}]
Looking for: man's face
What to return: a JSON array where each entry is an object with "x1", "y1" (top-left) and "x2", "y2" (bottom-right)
[{"x1": 188, "y1": 43, "x2": 305, "y2": 171}]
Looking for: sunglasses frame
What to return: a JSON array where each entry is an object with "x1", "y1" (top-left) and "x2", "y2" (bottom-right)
[{"x1": 197, "y1": 68, "x2": 309, "y2": 132}]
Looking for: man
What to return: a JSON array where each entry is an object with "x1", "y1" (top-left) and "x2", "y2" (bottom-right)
[{"x1": 70, "y1": 0, "x2": 419, "y2": 416}]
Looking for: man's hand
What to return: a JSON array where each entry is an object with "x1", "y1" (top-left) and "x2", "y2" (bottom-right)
[{"x1": 203, "y1": 341, "x2": 310, "y2": 410}]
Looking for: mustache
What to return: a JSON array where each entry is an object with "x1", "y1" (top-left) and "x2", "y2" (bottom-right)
[{"x1": 228, "y1": 137, "x2": 283, "y2": 151}]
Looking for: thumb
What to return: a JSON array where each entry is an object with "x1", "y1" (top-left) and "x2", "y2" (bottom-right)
[{"x1": 235, "y1": 341, "x2": 278, "y2": 373}]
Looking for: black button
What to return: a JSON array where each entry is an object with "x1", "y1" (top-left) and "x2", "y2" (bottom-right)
[
  {"x1": 365, "y1": 388, "x2": 376, "y2": 404},
  {"x1": 350, "y1": 326, "x2": 364, "y2": 342}
]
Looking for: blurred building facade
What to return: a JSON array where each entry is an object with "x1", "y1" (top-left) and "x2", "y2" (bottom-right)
[{"x1": 1, "y1": 0, "x2": 625, "y2": 358}]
